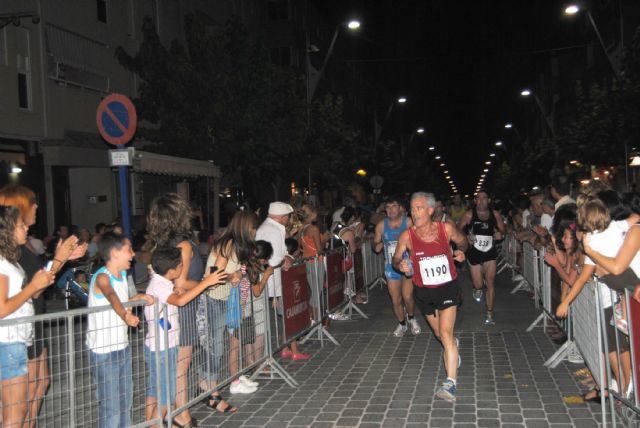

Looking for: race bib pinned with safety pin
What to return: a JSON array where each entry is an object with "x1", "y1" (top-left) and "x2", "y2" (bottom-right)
[
  {"x1": 418, "y1": 254, "x2": 452, "y2": 285},
  {"x1": 474, "y1": 235, "x2": 493, "y2": 252}
]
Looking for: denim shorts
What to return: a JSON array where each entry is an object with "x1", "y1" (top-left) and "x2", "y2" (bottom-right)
[
  {"x1": 144, "y1": 346, "x2": 178, "y2": 406},
  {"x1": 0, "y1": 342, "x2": 28, "y2": 380}
]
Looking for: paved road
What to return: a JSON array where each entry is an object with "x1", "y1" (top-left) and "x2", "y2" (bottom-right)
[{"x1": 192, "y1": 267, "x2": 604, "y2": 427}]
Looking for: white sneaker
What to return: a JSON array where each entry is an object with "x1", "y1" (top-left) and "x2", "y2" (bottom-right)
[
  {"x1": 230, "y1": 380, "x2": 257, "y2": 394},
  {"x1": 409, "y1": 318, "x2": 421, "y2": 335},
  {"x1": 393, "y1": 323, "x2": 407, "y2": 337},
  {"x1": 329, "y1": 312, "x2": 349, "y2": 321},
  {"x1": 239, "y1": 375, "x2": 259, "y2": 388}
]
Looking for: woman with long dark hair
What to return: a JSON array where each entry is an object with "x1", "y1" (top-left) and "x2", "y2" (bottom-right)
[{"x1": 144, "y1": 193, "x2": 205, "y2": 427}]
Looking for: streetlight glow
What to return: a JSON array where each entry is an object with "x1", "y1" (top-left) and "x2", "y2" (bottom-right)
[
  {"x1": 489, "y1": 153, "x2": 495, "y2": 157},
  {"x1": 483, "y1": 168, "x2": 489, "y2": 172},
  {"x1": 435, "y1": 155, "x2": 441, "y2": 160},
  {"x1": 417, "y1": 127, "x2": 425, "y2": 134},
  {"x1": 397, "y1": 96, "x2": 407, "y2": 103},
  {"x1": 440, "y1": 163, "x2": 445, "y2": 167},
  {"x1": 428, "y1": 146, "x2": 435, "y2": 151},
  {"x1": 565, "y1": 5, "x2": 580, "y2": 15},
  {"x1": 347, "y1": 20, "x2": 361, "y2": 29},
  {"x1": 495, "y1": 141, "x2": 503, "y2": 147},
  {"x1": 520, "y1": 89, "x2": 531, "y2": 97},
  {"x1": 446, "y1": 176, "x2": 451, "y2": 179},
  {"x1": 485, "y1": 161, "x2": 491, "y2": 165},
  {"x1": 504, "y1": 123, "x2": 513, "y2": 129}
]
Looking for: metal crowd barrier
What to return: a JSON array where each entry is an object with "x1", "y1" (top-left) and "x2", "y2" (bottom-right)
[
  {"x1": 517, "y1": 249, "x2": 640, "y2": 426},
  {"x1": 0, "y1": 239, "x2": 386, "y2": 427}
]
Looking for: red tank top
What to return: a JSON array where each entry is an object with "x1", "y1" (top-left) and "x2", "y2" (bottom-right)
[{"x1": 408, "y1": 222, "x2": 457, "y2": 288}]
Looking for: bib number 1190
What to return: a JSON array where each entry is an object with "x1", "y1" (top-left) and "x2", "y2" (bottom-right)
[{"x1": 418, "y1": 254, "x2": 452, "y2": 285}]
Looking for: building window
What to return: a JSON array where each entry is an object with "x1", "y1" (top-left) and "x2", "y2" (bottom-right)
[
  {"x1": 97, "y1": 0, "x2": 107, "y2": 23},
  {"x1": 16, "y1": 28, "x2": 31, "y2": 110},
  {"x1": 18, "y1": 73, "x2": 29, "y2": 109},
  {"x1": 270, "y1": 46, "x2": 291, "y2": 67},
  {"x1": 0, "y1": 28, "x2": 6, "y2": 66},
  {"x1": 267, "y1": 0, "x2": 288, "y2": 21}
]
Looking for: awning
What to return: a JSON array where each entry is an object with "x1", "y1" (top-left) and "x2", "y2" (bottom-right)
[
  {"x1": 0, "y1": 151, "x2": 25, "y2": 164},
  {"x1": 133, "y1": 150, "x2": 220, "y2": 178}
]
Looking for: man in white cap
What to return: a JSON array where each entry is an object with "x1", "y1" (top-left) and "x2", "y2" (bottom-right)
[{"x1": 256, "y1": 201, "x2": 310, "y2": 360}]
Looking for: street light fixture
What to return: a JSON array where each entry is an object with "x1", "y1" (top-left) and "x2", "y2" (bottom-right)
[
  {"x1": 565, "y1": 4, "x2": 580, "y2": 15},
  {"x1": 489, "y1": 153, "x2": 495, "y2": 157},
  {"x1": 485, "y1": 161, "x2": 491, "y2": 165},
  {"x1": 504, "y1": 123, "x2": 513, "y2": 129},
  {"x1": 428, "y1": 146, "x2": 435, "y2": 151},
  {"x1": 495, "y1": 141, "x2": 503, "y2": 147},
  {"x1": 417, "y1": 127, "x2": 425, "y2": 134},
  {"x1": 397, "y1": 96, "x2": 407, "y2": 103},
  {"x1": 520, "y1": 89, "x2": 531, "y2": 97},
  {"x1": 347, "y1": 20, "x2": 361, "y2": 29},
  {"x1": 435, "y1": 155, "x2": 441, "y2": 160}
]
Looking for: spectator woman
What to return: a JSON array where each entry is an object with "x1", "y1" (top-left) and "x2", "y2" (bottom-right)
[
  {"x1": 300, "y1": 204, "x2": 325, "y2": 321},
  {"x1": 199, "y1": 210, "x2": 260, "y2": 411},
  {"x1": 144, "y1": 193, "x2": 205, "y2": 427},
  {"x1": 0, "y1": 185, "x2": 85, "y2": 428}
]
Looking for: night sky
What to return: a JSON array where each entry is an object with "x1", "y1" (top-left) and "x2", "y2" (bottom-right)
[{"x1": 312, "y1": 0, "x2": 594, "y2": 195}]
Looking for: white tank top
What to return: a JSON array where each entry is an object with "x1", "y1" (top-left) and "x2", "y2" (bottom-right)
[
  {"x1": 0, "y1": 257, "x2": 33, "y2": 345},
  {"x1": 86, "y1": 266, "x2": 130, "y2": 353}
]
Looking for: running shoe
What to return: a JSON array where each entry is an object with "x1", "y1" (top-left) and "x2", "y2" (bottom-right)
[
  {"x1": 484, "y1": 311, "x2": 495, "y2": 325},
  {"x1": 329, "y1": 312, "x2": 349, "y2": 321},
  {"x1": 409, "y1": 318, "x2": 421, "y2": 335},
  {"x1": 436, "y1": 378, "x2": 457, "y2": 402},
  {"x1": 393, "y1": 323, "x2": 407, "y2": 337},
  {"x1": 230, "y1": 381, "x2": 257, "y2": 394},
  {"x1": 473, "y1": 288, "x2": 483, "y2": 302},
  {"x1": 239, "y1": 375, "x2": 259, "y2": 387}
]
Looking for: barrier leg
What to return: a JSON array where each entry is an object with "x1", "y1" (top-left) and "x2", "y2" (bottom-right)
[
  {"x1": 526, "y1": 312, "x2": 547, "y2": 332},
  {"x1": 253, "y1": 292, "x2": 298, "y2": 387},
  {"x1": 510, "y1": 278, "x2": 529, "y2": 294},
  {"x1": 544, "y1": 340, "x2": 573, "y2": 368}
]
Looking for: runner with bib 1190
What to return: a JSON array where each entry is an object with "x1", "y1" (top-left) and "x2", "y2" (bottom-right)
[{"x1": 393, "y1": 192, "x2": 468, "y2": 403}]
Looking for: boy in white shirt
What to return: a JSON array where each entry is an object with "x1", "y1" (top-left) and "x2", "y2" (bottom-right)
[
  {"x1": 87, "y1": 232, "x2": 153, "y2": 428},
  {"x1": 144, "y1": 247, "x2": 226, "y2": 423}
]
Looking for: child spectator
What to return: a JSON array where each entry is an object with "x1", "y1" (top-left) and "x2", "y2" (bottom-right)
[
  {"x1": 284, "y1": 238, "x2": 300, "y2": 260},
  {"x1": 86, "y1": 232, "x2": 153, "y2": 428},
  {"x1": 245, "y1": 241, "x2": 274, "y2": 368},
  {"x1": 144, "y1": 247, "x2": 227, "y2": 424},
  {"x1": 0, "y1": 206, "x2": 54, "y2": 427}
]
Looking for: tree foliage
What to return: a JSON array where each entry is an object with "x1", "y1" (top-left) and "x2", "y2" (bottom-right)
[{"x1": 116, "y1": 14, "x2": 358, "y2": 201}]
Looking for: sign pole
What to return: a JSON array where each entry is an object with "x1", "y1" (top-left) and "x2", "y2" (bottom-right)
[
  {"x1": 96, "y1": 93, "x2": 138, "y2": 239},
  {"x1": 118, "y1": 160, "x2": 132, "y2": 238}
]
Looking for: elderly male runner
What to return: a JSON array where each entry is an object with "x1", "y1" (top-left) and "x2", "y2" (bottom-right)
[
  {"x1": 457, "y1": 189, "x2": 504, "y2": 325},
  {"x1": 373, "y1": 196, "x2": 418, "y2": 337},
  {"x1": 393, "y1": 192, "x2": 468, "y2": 402}
]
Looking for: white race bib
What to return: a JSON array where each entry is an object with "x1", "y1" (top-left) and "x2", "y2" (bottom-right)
[
  {"x1": 474, "y1": 235, "x2": 493, "y2": 252},
  {"x1": 385, "y1": 241, "x2": 397, "y2": 265},
  {"x1": 418, "y1": 254, "x2": 452, "y2": 285}
]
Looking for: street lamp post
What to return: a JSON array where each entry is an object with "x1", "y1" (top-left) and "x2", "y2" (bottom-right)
[
  {"x1": 504, "y1": 122, "x2": 523, "y2": 144},
  {"x1": 520, "y1": 89, "x2": 555, "y2": 137},
  {"x1": 564, "y1": 5, "x2": 621, "y2": 80},
  {"x1": 374, "y1": 96, "x2": 407, "y2": 149},
  {"x1": 307, "y1": 20, "x2": 360, "y2": 103},
  {"x1": 305, "y1": 19, "x2": 360, "y2": 196}
]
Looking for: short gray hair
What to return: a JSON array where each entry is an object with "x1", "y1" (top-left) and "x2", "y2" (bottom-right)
[{"x1": 411, "y1": 192, "x2": 436, "y2": 208}]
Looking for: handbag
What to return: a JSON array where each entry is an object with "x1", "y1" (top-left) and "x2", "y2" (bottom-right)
[
  {"x1": 342, "y1": 253, "x2": 353, "y2": 273},
  {"x1": 225, "y1": 286, "x2": 241, "y2": 330}
]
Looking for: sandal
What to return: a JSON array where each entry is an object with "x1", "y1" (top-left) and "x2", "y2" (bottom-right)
[
  {"x1": 203, "y1": 392, "x2": 237, "y2": 413},
  {"x1": 171, "y1": 418, "x2": 199, "y2": 428},
  {"x1": 582, "y1": 388, "x2": 608, "y2": 403}
]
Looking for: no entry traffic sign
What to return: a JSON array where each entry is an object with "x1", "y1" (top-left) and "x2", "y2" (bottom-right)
[{"x1": 96, "y1": 93, "x2": 137, "y2": 145}]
